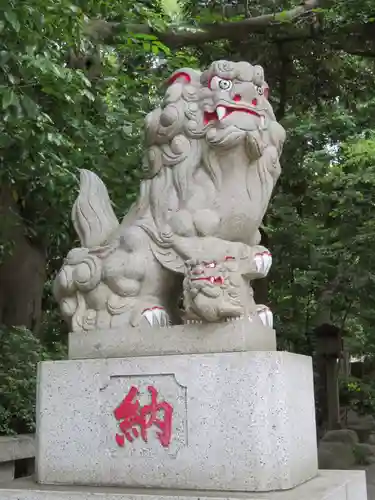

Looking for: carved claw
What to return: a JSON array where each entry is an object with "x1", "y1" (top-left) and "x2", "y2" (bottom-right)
[
  {"x1": 141, "y1": 306, "x2": 170, "y2": 327},
  {"x1": 256, "y1": 305, "x2": 273, "y2": 328},
  {"x1": 245, "y1": 132, "x2": 264, "y2": 161},
  {"x1": 254, "y1": 251, "x2": 272, "y2": 276}
]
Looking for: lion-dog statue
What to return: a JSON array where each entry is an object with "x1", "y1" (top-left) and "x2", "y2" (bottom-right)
[{"x1": 54, "y1": 60, "x2": 286, "y2": 331}]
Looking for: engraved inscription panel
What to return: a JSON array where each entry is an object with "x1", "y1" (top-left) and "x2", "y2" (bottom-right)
[{"x1": 100, "y1": 373, "x2": 187, "y2": 458}]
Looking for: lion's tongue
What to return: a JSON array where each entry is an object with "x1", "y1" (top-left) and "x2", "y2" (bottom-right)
[
  {"x1": 204, "y1": 106, "x2": 261, "y2": 124},
  {"x1": 191, "y1": 276, "x2": 224, "y2": 285},
  {"x1": 216, "y1": 106, "x2": 260, "y2": 121}
]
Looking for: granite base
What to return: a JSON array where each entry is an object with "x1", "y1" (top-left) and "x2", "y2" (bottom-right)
[
  {"x1": 0, "y1": 470, "x2": 368, "y2": 499},
  {"x1": 36, "y1": 351, "x2": 318, "y2": 491}
]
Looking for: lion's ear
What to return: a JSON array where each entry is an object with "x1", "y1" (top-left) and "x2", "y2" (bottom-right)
[
  {"x1": 167, "y1": 71, "x2": 192, "y2": 86},
  {"x1": 165, "y1": 68, "x2": 201, "y2": 87},
  {"x1": 149, "y1": 241, "x2": 185, "y2": 274}
]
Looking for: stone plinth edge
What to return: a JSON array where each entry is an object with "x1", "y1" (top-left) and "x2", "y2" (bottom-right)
[
  {"x1": 0, "y1": 435, "x2": 35, "y2": 483},
  {"x1": 68, "y1": 319, "x2": 276, "y2": 359},
  {"x1": 0, "y1": 470, "x2": 368, "y2": 499},
  {"x1": 0, "y1": 435, "x2": 35, "y2": 463}
]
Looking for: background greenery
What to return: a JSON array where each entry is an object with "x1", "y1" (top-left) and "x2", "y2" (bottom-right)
[{"x1": 1, "y1": 0, "x2": 375, "y2": 434}]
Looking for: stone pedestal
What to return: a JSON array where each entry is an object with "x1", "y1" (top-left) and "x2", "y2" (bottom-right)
[
  {"x1": 0, "y1": 470, "x2": 368, "y2": 499},
  {"x1": 0, "y1": 462, "x2": 14, "y2": 483},
  {"x1": 36, "y1": 350, "x2": 318, "y2": 492},
  {"x1": 0, "y1": 435, "x2": 35, "y2": 483},
  {"x1": 68, "y1": 320, "x2": 277, "y2": 359}
]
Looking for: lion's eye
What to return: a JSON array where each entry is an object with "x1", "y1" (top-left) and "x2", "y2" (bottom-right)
[
  {"x1": 210, "y1": 76, "x2": 233, "y2": 91},
  {"x1": 219, "y1": 79, "x2": 232, "y2": 90},
  {"x1": 256, "y1": 86, "x2": 264, "y2": 95}
]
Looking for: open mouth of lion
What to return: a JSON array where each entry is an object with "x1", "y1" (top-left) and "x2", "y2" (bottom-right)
[
  {"x1": 204, "y1": 105, "x2": 260, "y2": 125},
  {"x1": 191, "y1": 276, "x2": 225, "y2": 285}
]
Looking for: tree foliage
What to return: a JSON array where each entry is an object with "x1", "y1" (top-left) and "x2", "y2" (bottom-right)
[
  {"x1": 1, "y1": 0, "x2": 162, "y2": 258},
  {"x1": 0, "y1": 326, "x2": 48, "y2": 435}
]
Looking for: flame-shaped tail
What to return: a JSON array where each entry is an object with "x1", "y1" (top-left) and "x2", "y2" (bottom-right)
[{"x1": 72, "y1": 169, "x2": 119, "y2": 248}]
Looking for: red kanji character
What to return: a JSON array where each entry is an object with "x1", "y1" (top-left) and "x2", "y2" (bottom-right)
[
  {"x1": 114, "y1": 385, "x2": 173, "y2": 448},
  {"x1": 141, "y1": 386, "x2": 173, "y2": 447},
  {"x1": 114, "y1": 386, "x2": 142, "y2": 445}
]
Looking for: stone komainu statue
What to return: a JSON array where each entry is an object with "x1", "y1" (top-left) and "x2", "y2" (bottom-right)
[{"x1": 53, "y1": 60, "x2": 286, "y2": 331}]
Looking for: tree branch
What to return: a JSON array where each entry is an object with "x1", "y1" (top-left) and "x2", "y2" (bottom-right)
[
  {"x1": 84, "y1": 1, "x2": 375, "y2": 61},
  {"x1": 85, "y1": 0, "x2": 319, "y2": 47}
]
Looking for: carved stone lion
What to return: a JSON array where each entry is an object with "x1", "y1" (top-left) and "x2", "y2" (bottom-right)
[
  {"x1": 54, "y1": 60, "x2": 285, "y2": 331},
  {"x1": 183, "y1": 256, "x2": 248, "y2": 323}
]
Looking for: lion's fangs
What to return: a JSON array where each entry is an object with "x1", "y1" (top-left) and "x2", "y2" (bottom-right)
[
  {"x1": 185, "y1": 316, "x2": 252, "y2": 325},
  {"x1": 216, "y1": 106, "x2": 226, "y2": 121}
]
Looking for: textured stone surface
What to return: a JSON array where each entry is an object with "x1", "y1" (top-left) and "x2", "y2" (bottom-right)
[
  {"x1": 347, "y1": 412, "x2": 375, "y2": 443},
  {"x1": 0, "y1": 435, "x2": 35, "y2": 462},
  {"x1": 68, "y1": 319, "x2": 276, "y2": 359},
  {"x1": 0, "y1": 470, "x2": 368, "y2": 499},
  {"x1": 0, "y1": 462, "x2": 14, "y2": 483},
  {"x1": 318, "y1": 441, "x2": 356, "y2": 469},
  {"x1": 36, "y1": 351, "x2": 317, "y2": 492},
  {"x1": 345, "y1": 470, "x2": 369, "y2": 500},
  {"x1": 322, "y1": 430, "x2": 359, "y2": 446}
]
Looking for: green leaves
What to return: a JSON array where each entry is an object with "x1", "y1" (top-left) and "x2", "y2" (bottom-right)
[
  {"x1": 271, "y1": 106, "x2": 375, "y2": 355},
  {"x1": 4, "y1": 11, "x2": 20, "y2": 32},
  {"x1": 275, "y1": 10, "x2": 291, "y2": 23},
  {"x1": 1, "y1": 88, "x2": 18, "y2": 109},
  {"x1": 127, "y1": 33, "x2": 171, "y2": 55},
  {"x1": 21, "y1": 95, "x2": 39, "y2": 118},
  {"x1": 0, "y1": 326, "x2": 47, "y2": 435},
  {"x1": 0, "y1": 0, "x2": 166, "y2": 282}
]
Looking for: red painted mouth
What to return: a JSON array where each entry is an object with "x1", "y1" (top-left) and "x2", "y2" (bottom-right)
[
  {"x1": 204, "y1": 106, "x2": 260, "y2": 125},
  {"x1": 141, "y1": 306, "x2": 165, "y2": 314},
  {"x1": 191, "y1": 276, "x2": 225, "y2": 285}
]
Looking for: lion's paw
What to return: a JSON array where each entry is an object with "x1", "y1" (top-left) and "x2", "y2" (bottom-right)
[
  {"x1": 256, "y1": 305, "x2": 273, "y2": 328},
  {"x1": 254, "y1": 250, "x2": 272, "y2": 276},
  {"x1": 141, "y1": 306, "x2": 170, "y2": 327}
]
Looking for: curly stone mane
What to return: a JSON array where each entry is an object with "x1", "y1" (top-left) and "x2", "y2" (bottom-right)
[
  {"x1": 142, "y1": 68, "x2": 206, "y2": 232},
  {"x1": 141, "y1": 61, "x2": 286, "y2": 242}
]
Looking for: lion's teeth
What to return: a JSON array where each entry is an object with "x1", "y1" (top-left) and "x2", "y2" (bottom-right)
[{"x1": 216, "y1": 106, "x2": 226, "y2": 121}]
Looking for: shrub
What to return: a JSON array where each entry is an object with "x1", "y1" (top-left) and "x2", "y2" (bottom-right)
[
  {"x1": 0, "y1": 326, "x2": 48, "y2": 435},
  {"x1": 340, "y1": 375, "x2": 375, "y2": 416}
]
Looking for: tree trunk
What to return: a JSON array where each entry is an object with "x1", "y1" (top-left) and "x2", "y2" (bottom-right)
[{"x1": 0, "y1": 187, "x2": 45, "y2": 332}]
